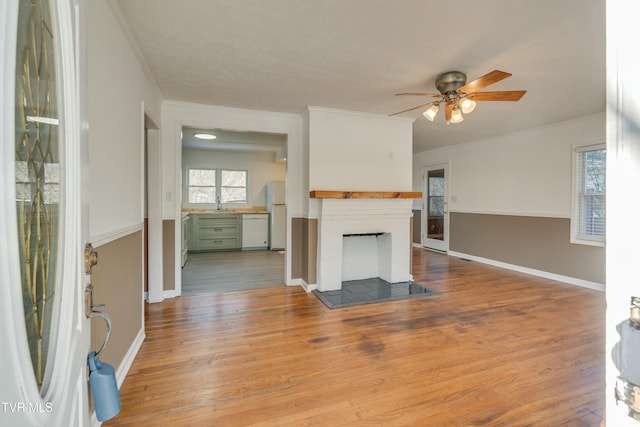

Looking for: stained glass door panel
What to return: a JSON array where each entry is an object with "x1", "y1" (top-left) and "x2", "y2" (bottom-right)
[{"x1": 15, "y1": 0, "x2": 61, "y2": 391}]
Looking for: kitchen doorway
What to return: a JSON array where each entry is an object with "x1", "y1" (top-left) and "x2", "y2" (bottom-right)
[
  {"x1": 422, "y1": 164, "x2": 449, "y2": 252},
  {"x1": 180, "y1": 127, "x2": 287, "y2": 295}
]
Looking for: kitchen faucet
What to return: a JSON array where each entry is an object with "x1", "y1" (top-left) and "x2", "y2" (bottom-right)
[{"x1": 216, "y1": 194, "x2": 222, "y2": 211}]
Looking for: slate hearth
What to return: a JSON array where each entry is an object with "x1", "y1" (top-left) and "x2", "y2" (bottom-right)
[{"x1": 313, "y1": 277, "x2": 437, "y2": 309}]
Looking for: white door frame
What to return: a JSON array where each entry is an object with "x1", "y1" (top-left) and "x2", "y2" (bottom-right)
[
  {"x1": 0, "y1": 0, "x2": 91, "y2": 425},
  {"x1": 170, "y1": 114, "x2": 296, "y2": 295},
  {"x1": 145, "y1": 119, "x2": 164, "y2": 303},
  {"x1": 605, "y1": 1, "x2": 640, "y2": 425},
  {"x1": 422, "y1": 163, "x2": 450, "y2": 252}
]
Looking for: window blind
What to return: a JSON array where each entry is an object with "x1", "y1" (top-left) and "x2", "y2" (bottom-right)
[{"x1": 575, "y1": 146, "x2": 606, "y2": 239}]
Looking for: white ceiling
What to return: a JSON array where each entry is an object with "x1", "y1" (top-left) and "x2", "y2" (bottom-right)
[{"x1": 115, "y1": 0, "x2": 605, "y2": 153}]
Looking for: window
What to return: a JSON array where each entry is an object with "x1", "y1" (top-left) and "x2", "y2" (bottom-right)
[
  {"x1": 571, "y1": 143, "x2": 605, "y2": 245},
  {"x1": 188, "y1": 168, "x2": 216, "y2": 203},
  {"x1": 221, "y1": 170, "x2": 247, "y2": 203},
  {"x1": 427, "y1": 172, "x2": 445, "y2": 217},
  {"x1": 187, "y1": 168, "x2": 247, "y2": 204}
]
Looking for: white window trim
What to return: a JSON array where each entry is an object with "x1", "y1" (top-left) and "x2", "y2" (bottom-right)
[
  {"x1": 184, "y1": 167, "x2": 249, "y2": 206},
  {"x1": 185, "y1": 166, "x2": 217, "y2": 205},
  {"x1": 570, "y1": 142, "x2": 605, "y2": 247}
]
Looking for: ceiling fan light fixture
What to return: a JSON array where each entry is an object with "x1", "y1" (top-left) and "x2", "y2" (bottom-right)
[
  {"x1": 460, "y1": 97, "x2": 477, "y2": 114},
  {"x1": 390, "y1": 69, "x2": 525, "y2": 124},
  {"x1": 422, "y1": 104, "x2": 439, "y2": 121},
  {"x1": 450, "y1": 108, "x2": 464, "y2": 124},
  {"x1": 194, "y1": 132, "x2": 217, "y2": 140}
]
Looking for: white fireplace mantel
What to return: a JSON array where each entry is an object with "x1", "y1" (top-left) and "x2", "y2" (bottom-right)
[{"x1": 316, "y1": 198, "x2": 415, "y2": 291}]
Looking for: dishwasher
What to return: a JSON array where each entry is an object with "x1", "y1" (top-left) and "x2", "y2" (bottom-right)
[{"x1": 241, "y1": 214, "x2": 269, "y2": 249}]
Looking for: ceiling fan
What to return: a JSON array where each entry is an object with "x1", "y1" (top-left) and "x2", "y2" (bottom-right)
[{"x1": 389, "y1": 70, "x2": 526, "y2": 124}]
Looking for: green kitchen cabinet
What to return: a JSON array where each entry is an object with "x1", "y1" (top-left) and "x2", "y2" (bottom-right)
[{"x1": 188, "y1": 214, "x2": 242, "y2": 251}]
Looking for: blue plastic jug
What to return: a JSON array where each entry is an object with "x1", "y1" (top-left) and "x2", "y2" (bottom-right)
[{"x1": 88, "y1": 351, "x2": 121, "y2": 422}]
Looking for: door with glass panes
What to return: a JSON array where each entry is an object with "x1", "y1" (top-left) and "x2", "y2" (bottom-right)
[
  {"x1": 422, "y1": 164, "x2": 449, "y2": 252},
  {"x1": 0, "y1": 0, "x2": 91, "y2": 425}
]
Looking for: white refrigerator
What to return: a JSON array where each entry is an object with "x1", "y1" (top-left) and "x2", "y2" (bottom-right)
[{"x1": 267, "y1": 181, "x2": 286, "y2": 250}]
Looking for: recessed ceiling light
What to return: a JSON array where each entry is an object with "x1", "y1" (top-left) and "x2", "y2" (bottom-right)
[{"x1": 194, "y1": 133, "x2": 216, "y2": 140}]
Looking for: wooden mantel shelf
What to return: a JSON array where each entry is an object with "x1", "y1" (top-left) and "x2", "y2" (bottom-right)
[{"x1": 310, "y1": 190, "x2": 422, "y2": 199}]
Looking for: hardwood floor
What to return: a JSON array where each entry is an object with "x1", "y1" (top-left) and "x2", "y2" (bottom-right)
[
  {"x1": 182, "y1": 250, "x2": 285, "y2": 295},
  {"x1": 105, "y1": 249, "x2": 605, "y2": 426}
]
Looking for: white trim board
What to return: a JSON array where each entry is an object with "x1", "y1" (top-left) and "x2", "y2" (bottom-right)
[
  {"x1": 115, "y1": 328, "x2": 145, "y2": 388},
  {"x1": 89, "y1": 328, "x2": 145, "y2": 426},
  {"x1": 295, "y1": 278, "x2": 317, "y2": 293},
  {"x1": 163, "y1": 290, "x2": 180, "y2": 299},
  {"x1": 144, "y1": 291, "x2": 175, "y2": 301},
  {"x1": 447, "y1": 250, "x2": 605, "y2": 292},
  {"x1": 448, "y1": 209, "x2": 571, "y2": 220},
  {"x1": 90, "y1": 223, "x2": 144, "y2": 248}
]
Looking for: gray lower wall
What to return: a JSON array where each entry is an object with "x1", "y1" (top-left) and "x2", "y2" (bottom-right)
[
  {"x1": 163, "y1": 220, "x2": 175, "y2": 291},
  {"x1": 412, "y1": 209, "x2": 421, "y2": 244},
  {"x1": 91, "y1": 231, "x2": 143, "y2": 372},
  {"x1": 292, "y1": 217, "x2": 317, "y2": 284},
  {"x1": 291, "y1": 218, "x2": 303, "y2": 280},
  {"x1": 449, "y1": 212, "x2": 605, "y2": 284}
]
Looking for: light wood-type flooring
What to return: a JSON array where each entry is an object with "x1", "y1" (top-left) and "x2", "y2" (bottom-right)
[
  {"x1": 105, "y1": 248, "x2": 605, "y2": 426},
  {"x1": 182, "y1": 250, "x2": 285, "y2": 295}
]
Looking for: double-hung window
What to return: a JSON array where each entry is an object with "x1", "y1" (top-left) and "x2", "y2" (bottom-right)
[
  {"x1": 187, "y1": 168, "x2": 247, "y2": 205},
  {"x1": 220, "y1": 169, "x2": 247, "y2": 203},
  {"x1": 187, "y1": 168, "x2": 217, "y2": 204},
  {"x1": 571, "y1": 143, "x2": 605, "y2": 246}
]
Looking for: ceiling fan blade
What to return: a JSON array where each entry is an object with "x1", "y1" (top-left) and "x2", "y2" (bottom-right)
[
  {"x1": 444, "y1": 103, "x2": 453, "y2": 122},
  {"x1": 395, "y1": 92, "x2": 443, "y2": 97},
  {"x1": 388, "y1": 101, "x2": 438, "y2": 116},
  {"x1": 457, "y1": 70, "x2": 512, "y2": 94},
  {"x1": 470, "y1": 90, "x2": 527, "y2": 101}
]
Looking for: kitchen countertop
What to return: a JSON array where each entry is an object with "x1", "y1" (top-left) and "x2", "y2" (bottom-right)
[{"x1": 182, "y1": 208, "x2": 269, "y2": 215}]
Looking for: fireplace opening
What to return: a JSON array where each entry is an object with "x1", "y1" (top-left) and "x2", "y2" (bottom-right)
[{"x1": 342, "y1": 233, "x2": 390, "y2": 282}]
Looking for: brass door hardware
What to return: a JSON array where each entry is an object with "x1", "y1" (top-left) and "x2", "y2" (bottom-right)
[{"x1": 84, "y1": 243, "x2": 98, "y2": 275}]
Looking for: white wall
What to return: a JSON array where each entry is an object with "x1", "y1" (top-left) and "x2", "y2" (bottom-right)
[
  {"x1": 308, "y1": 107, "x2": 414, "y2": 192},
  {"x1": 412, "y1": 112, "x2": 606, "y2": 218},
  {"x1": 182, "y1": 149, "x2": 286, "y2": 208},
  {"x1": 88, "y1": 0, "x2": 162, "y2": 241},
  {"x1": 605, "y1": 1, "x2": 640, "y2": 425}
]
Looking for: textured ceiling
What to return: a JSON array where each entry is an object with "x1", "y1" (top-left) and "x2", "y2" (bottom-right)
[{"x1": 115, "y1": 0, "x2": 605, "y2": 153}]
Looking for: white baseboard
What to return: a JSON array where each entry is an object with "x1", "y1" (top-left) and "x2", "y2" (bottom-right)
[
  {"x1": 447, "y1": 250, "x2": 605, "y2": 292},
  {"x1": 299, "y1": 279, "x2": 317, "y2": 292},
  {"x1": 287, "y1": 277, "x2": 303, "y2": 287},
  {"x1": 91, "y1": 329, "x2": 145, "y2": 425},
  {"x1": 163, "y1": 290, "x2": 179, "y2": 299},
  {"x1": 145, "y1": 290, "x2": 179, "y2": 301},
  {"x1": 286, "y1": 277, "x2": 317, "y2": 292},
  {"x1": 115, "y1": 328, "x2": 145, "y2": 388},
  {"x1": 90, "y1": 412, "x2": 100, "y2": 427}
]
